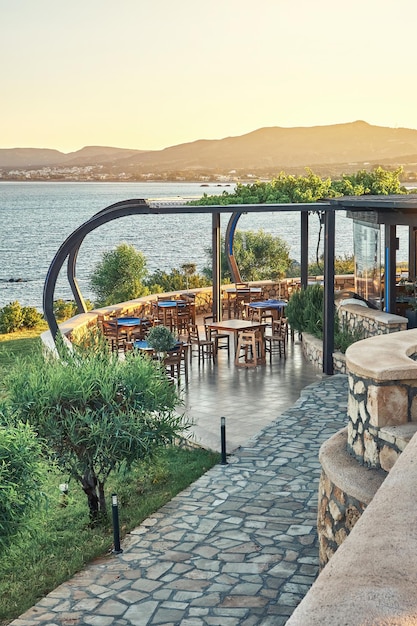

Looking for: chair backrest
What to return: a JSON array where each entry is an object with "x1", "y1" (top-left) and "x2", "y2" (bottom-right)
[
  {"x1": 272, "y1": 319, "x2": 285, "y2": 337},
  {"x1": 203, "y1": 316, "x2": 214, "y2": 340},
  {"x1": 188, "y1": 323, "x2": 200, "y2": 343},
  {"x1": 102, "y1": 320, "x2": 118, "y2": 338},
  {"x1": 164, "y1": 344, "x2": 183, "y2": 363}
]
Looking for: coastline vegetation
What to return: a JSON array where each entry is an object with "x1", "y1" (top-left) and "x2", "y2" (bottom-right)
[{"x1": 190, "y1": 167, "x2": 408, "y2": 205}]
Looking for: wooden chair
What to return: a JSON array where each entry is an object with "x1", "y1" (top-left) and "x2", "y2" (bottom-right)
[
  {"x1": 235, "y1": 329, "x2": 265, "y2": 367},
  {"x1": 203, "y1": 316, "x2": 230, "y2": 355},
  {"x1": 187, "y1": 324, "x2": 216, "y2": 364},
  {"x1": 163, "y1": 344, "x2": 186, "y2": 384},
  {"x1": 101, "y1": 320, "x2": 126, "y2": 352},
  {"x1": 173, "y1": 302, "x2": 192, "y2": 336},
  {"x1": 264, "y1": 319, "x2": 287, "y2": 361}
]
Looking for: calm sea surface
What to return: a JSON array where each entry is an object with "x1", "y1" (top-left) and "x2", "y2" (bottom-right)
[{"x1": 0, "y1": 181, "x2": 411, "y2": 310}]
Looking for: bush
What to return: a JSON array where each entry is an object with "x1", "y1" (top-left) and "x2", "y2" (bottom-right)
[
  {"x1": 2, "y1": 330, "x2": 188, "y2": 523},
  {"x1": 146, "y1": 325, "x2": 176, "y2": 353},
  {"x1": 53, "y1": 299, "x2": 94, "y2": 321},
  {"x1": 286, "y1": 284, "x2": 324, "y2": 337},
  {"x1": 334, "y1": 320, "x2": 365, "y2": 353},
  {"x1": 0, "y1": 419, "x2": 44, "y2": 550},
  {"x1": 21, "y1": 306, "x2": 43, "y2": 329},
  {"x1": 287, "y1": 285, "x2": 365, "y2": 352},
  {"x1": 0, "y1": 301, "x2": 24, "y2": 333}
]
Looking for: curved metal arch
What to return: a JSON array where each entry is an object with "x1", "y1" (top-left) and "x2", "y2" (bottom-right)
[
  {"x1": 225, "y1": 212, "x2": 243, "y2": 283},
  {"x1": 65, "y1": 199, "x2": 145, "y2": 313},
  {"x1": 43, "y1": 199, "x2": 150, "y2": 341}
]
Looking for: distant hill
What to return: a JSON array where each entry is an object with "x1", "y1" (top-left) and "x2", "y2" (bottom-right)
[
  {"x1": 2, "y1": 122, "x2": 417, "y2": 178},
  {"x1": 0, "y1": 146, "x2": 146, "y2": 168}
]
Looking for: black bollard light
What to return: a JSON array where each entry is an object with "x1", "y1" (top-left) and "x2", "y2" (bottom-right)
[
  {"x1": 220, "y1": 416, "x2": 227, "y2": 465},
  {"x1": 111, "y1": 493, "x2": 123, "y2": 554}
]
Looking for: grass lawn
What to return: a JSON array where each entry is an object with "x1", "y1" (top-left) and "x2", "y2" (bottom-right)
[{"x1": 0, "y1": 327, "x2": 220, "y2": 624}]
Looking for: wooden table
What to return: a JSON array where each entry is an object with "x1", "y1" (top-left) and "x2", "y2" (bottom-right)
[
  {"x1": 208, "y1": 319, "x2": 267, "y2": 355},
  {"x1": 247, "y1": 299, "x2": 288, "y2": 321}
]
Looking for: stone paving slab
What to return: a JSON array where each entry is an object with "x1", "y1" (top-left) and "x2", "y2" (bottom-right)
[{"x1": 9, "y1": 375, "x2": 348, "y2": 626}]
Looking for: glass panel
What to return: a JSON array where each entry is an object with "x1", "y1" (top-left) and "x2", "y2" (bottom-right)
[{"x1": 353, "y1": 220, "x2": 381, "y2": 307}]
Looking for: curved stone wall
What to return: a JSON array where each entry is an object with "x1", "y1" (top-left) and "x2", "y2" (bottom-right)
[
  {"x1": 346, "y1": 329, "x2": 417, "y2": 469},
  {"x1": 317, "y1": 428, "x2": 386, "y2": 568}
]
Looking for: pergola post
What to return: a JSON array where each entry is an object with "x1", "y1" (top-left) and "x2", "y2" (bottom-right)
[
  {"x1": 212, "y1": 211, "x2": 222, "y2": 321},
  {"x1": 409, "y1": 227, "x2": 417, "y2": 283},
  {"x1": 323, "y1": 210, "x2": 335, "y2": 375},
  {"x1": 300, "y1": 211, "x2": 309, "y2": 289},
  {"x1": 384, "y1": 224, "x2": 397, "y2": 313}
]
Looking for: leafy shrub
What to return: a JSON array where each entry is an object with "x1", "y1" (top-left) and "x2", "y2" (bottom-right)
[
  {"x1": 53, "y1": 299, "x2": 94, "y2": 321},
  {"x1": 0, "y1": 301, "x2": 24, "y2": 333},
  {"x1": 286, "y1": 284, "x2": 324, "y2": 337},
  {"x1": 0, "y1": 419, "x2": 44, "y2": 550},
  {"x1": 334, "y1": 321, "x2": 365, "y2": 354},
  {"x1": 53, "y1": 299, "x2": 77, "y2": 321},
  {"x1": 146, "y1": 325, "x2": 176, "y2": 352},
  {"x1": 304, "y1": 284, "x2": 325, "y2": 337},
  {"x1": 21, "y1": 306, "x2": 43, "y2": 329},
  {"x1": 287, "y1": 285, "x2": 365, "y2": 352}
]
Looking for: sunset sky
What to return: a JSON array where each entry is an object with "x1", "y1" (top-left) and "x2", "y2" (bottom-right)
[{"x1": 2, "y1": 0, "x2": 417, "y2": 153}]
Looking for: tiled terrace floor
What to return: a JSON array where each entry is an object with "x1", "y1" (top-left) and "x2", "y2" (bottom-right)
[{"x1": 184, "y1": 334, "x2": 324, "y2": 453}]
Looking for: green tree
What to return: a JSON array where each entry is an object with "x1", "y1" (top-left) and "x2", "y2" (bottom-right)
[
  {"x1": 90, "y1": 243, "x2": 149, "y2": 307},
  {"x1": 145, "y1": 266, "x2": 210, "y2": 294},
  {"x1": 204, "y1": 230, "x2": 291, "y2": 282},
  {"x1": 331, "y1": 166, "x2": 407, "y2": 196},
  {"x1": 190, "y1": 167, "x2": 408, "y2": 206},
  {"x1": 2, "y1": 332, "x2": 187, "y2": 523}
]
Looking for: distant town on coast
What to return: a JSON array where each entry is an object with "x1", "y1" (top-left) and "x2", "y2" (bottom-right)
[{"x1": 1, "y1": 121, "x2": 417, "y2": 184}]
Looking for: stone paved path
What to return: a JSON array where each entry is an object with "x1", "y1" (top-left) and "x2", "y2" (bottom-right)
[{"x1": 10, "y1": 375, "x2": 348, "y2": 626}]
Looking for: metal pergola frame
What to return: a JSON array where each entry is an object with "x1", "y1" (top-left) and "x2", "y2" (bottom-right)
[{"x1": 43, "y1": 194, "x2": 417, "y2": 376}]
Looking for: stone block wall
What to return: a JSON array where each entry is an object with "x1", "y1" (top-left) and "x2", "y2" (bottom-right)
[
  {"x1": 338, "y1": 303, "x2": 407, "y2": 338},
  {"x1": 347, "y1": 371, "x2": 417, "y2": 469},
  {"x1": 318, "y1": 468, "x2": 367, "y2": 567},
  {"x1": 316, "y1": 428, "x2": 387, "y2": 569},
  {"x1": 301, "y1": 332, "x2": 346, "y2": 374}
]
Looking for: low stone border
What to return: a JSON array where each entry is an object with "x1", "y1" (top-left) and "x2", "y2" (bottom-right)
[
  {"x1": 287, "y1": 428, "x2": 417, "y2": 625},
  {"x1": 317, "y1": 428, "x2": 386, "y2": 568}
]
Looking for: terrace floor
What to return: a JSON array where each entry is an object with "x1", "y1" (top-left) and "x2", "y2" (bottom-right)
[{"x1": 183, "y1": 333, "x2": 324, "y2": 453}]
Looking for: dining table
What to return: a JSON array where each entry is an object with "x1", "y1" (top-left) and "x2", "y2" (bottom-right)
[
  {"x1": 248, "y1": 299, "x2": 288, "y2": 321},
  {"x1": 152, "y1": 300, "x2": 195, "y2": 327},
  {"x1": 116, "y1": 317, "x2": 145, "y2": 341},
  {"x1": 207, "y1": 319, "x2": 267, "y2": 356}
]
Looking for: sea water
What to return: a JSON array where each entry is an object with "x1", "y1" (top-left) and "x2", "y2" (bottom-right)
[{"x1": 0, "y1": 181, "x2": 410, "y2": 310}]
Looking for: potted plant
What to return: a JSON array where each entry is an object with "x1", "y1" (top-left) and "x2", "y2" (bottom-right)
[{"x1": 146, "y1": 325, "x2": 176, "y2": 359}]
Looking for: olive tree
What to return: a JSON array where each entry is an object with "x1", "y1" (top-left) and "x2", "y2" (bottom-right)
[
  {"x1": 2, "y1": 332, "x2": 188, "y2": 523},
  {"x1": 90, "y1": 242, "x2": 150, "y2": 306},
  {"x1": 204, "y1": 230, "x2": 291, "y2": 282}
]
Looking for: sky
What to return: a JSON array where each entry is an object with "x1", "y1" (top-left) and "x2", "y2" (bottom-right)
[{"x1": 2, "y1": 0, "x2": 417, "y2": 153}]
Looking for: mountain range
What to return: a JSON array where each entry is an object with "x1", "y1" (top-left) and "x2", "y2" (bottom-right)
[{"x1": 2, "y1": 121, "x2": 417, "y2": 180}]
